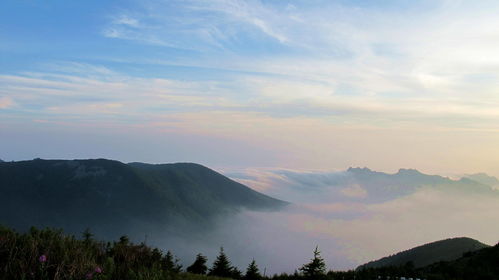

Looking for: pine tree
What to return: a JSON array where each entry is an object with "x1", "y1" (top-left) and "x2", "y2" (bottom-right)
[
  {"x1": 231, "y1": 267, "x2": 243, "y2": 279},
  {"x1": 209, "y1": 247, "x2": 234, "y2": 278},
  {"x1": 243, "y1": 259, "x2": 262, "y2": 280},
  {"x1": 299, "y1": 246, "x2": 326, "y2": 279},
  {"x1": 82, "y1": 228, "x2": 93, "y2": 243},
  {"x1": 163, "y1": 250, "x2": 182, "y2": 273},
  {"x1": 187, "y1": 253, "x2": 208, "y2": 275},
  {"x1": 118, "y1": 235, "x2": 129, "y2": 246}
]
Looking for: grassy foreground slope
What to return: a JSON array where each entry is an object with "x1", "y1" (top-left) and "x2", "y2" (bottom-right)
[
  {"x1": 0, "y1": 225, "x2": 232, "y2": 280},
  {"x1": 1, "y1": 224, "x2": 499, "y2": 280}
]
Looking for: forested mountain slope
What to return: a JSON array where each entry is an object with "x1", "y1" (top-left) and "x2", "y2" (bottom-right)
[{"x1": 0, "y1": 159, "x2": 287, "y2": 239}]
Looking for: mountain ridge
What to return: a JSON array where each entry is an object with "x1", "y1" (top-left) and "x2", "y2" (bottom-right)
[
  {"x1": 357, "y1": 237, "x2": 490, "y2": 269},
  {"x1": 0, "y1": 158, "x2": 288, "y2": 240}
]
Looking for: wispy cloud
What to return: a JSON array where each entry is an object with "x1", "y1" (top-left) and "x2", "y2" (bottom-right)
[
  {"x1": 193, "y1": 0, "x2": 289, "y2": 43},
  {"x1": 0, "y1": 65, "x2": 239, "y2": 119},
  {"x1": 0, "y1": 96, "x2": 14, "y2": 109},
  {"x1": 3, "y1": 62, "x2": 499, "y2": 176},
  {"x1": 99, "y1": 0, "x2": 499, "y2": 126},
  {"x1": 3, "y1": 0, "x2": 499, "y2": 175},
  {"x1": 5, "y1": 61, "x2": 498, "y2": 127},
  {"x1": 112, "y1": 15, "x2": 141, "y2": 28},
  {"x1": 102, "y1": 0, "x2": 290, "y2": 49}
]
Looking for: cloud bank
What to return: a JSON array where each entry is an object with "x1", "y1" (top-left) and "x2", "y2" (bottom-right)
[{"x1": 197, "y1": 167, "x2": 499, "y2": 272}]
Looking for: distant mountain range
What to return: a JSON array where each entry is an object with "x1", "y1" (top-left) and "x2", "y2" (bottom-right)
[
  {"x1": 239, "y1": 167, "x2": 499, "y2": 206},
  {"x1": 464, "y1": 172, "x2": 499, "y2": 188},
  {"x1": 0, "y1": 158, "x2": 287, "y2": 239},
  {"x1": 346, "y1": 167, "x2": 499, "y2": 201},
  {"x1": 358, "y1": 237, "x2": 490, "y2": 269}
]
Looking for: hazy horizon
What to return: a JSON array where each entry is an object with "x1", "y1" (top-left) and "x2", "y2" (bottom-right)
[{"x1": 1, "y1": 155, "x2": 496, "y2": 180}]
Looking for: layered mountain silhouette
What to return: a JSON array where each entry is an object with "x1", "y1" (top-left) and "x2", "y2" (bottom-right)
[
  {"x1": 250, "y1": 167, "x2": 499, "y2": 204},
  {"x1": 421, "y1": 241, "x2": 499, "y2": 279},
  {"x1": 358, "y1": 237, "x2": 490, "y2": 269},
  {"x1": 346, "y1": 167, "x2": 499, "y2": 201},
  {"x1": 464, "y1": 173, "x2": 499, "y2": 188},
  {"x1": 0, "y1": 158, "x2": 287, "y2": 239}
]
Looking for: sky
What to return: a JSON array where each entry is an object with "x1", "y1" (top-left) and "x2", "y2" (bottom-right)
[{"x1": 2, "y1": 0, "x2": 499, "y2": 177}]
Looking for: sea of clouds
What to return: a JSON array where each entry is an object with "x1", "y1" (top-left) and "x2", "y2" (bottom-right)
[{"x1": 147, "y1": 167, "x2": 499, "y2": 274}]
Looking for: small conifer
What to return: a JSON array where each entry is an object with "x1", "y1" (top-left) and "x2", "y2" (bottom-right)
[
  {"x1": 299, "y1": 246, "x2": 326, "y2": 279},
  {"x1": 209, "y1": 247, "x2": 234, "y2": 278},
  {"x1": 244, "y1": 259, "x2": 262, "y2": 280},
  {"x1": 187, "y1": 253, "x2": 208, "y2": 274}
]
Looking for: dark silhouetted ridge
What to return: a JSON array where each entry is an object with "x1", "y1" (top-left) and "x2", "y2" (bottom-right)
[
  {"x1": 358, "y1": 237, "x2": 490, "y2": 269},
  {"x1": 0, "y1": 158, "x2": 287, "y2": 239}
]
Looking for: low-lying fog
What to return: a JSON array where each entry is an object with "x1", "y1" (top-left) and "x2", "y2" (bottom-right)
[{"x1": 146, "y1": 168, "x2": 499, "y2": 275}]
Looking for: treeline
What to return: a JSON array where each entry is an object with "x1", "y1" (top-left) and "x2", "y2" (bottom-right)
[{"x1": 1, "y1": 226, "x2": 498, "y2": 280}]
